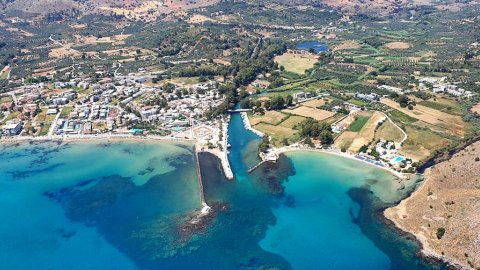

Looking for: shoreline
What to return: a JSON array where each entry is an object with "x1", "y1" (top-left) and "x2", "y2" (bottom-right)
[
  {"x1": 272, "y1": 144, "x2": 409, "y2": 180},
  {"x1": 240, "y1": 109, "x2": 407, "y2": 180},
  {"x1": 377, "y1": 201, "x2": 455, "y2": 269},
  {"x1": 0, "y1": 134, "x2": 231, "y2": 177},
  {"x1": 240, "y1": 112, "x2": 265, "y2": 137},
  {"x1": 196, "y1": 117, "x2": 234, "y2": 180},
  {"x1": 1, "y1": 133, "x2": 219, "y2": 215},
  {"x1": 0, "y1": 134, "x2": 197, "y2": 145},
  {"x1": 383, "y1": 170, "x2": 468, "y2": 270}
]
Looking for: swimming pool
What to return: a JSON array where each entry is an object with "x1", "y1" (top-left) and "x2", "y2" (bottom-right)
[{"x1": 394, "y1": 156, "x2": 406, "y2": 162}]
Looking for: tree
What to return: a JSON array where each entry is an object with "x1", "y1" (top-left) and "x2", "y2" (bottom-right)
[
  {"x1": 304, "y1": 138, "x2": 314, "y2": 147},
  {"x1": 270, "y1": 95, "x2": 285, "y2": 110},
  {"x1": 298, "y1": 118, "x2": 333, "y2": 145},
  {"x1": 436, "y1": 228, "x2": 446, "y2": 240},
  {"x1": 240, "y1": 98, "x2": 251, "y2": 109},
  {"x1": 359, "y1": 144, "x2": 369, "y2": 153},
  {"x1": 285, "y1": 95, "x2": 293, "y2": 107},
  {"x1": 258, "y1": 136, "x2": 270, "y2": 153},
  {"x1": 263, "y1": 99, "x2": 271, "y2": 110},
  {"x1": 319, "y1": 129, "x2": 333, "y2": 144},
  {"x1": 397, "y1": 95, "x2": 410, "y2": 108}
]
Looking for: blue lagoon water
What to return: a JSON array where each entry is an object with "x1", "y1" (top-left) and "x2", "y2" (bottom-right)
[
  {"x1": 0, "y1": 112, "x2": 446, "y2": 269},
  {"x1": 296, "y1": 41, "x2": 329, "y2": 53}
]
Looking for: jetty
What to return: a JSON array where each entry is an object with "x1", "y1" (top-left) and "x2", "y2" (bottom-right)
[
  {"x1": 247, "y1": 160, "x2": 267, "y2": 173},
  {"x1": 194, "y1": 146, "x2": 211, "y2": 214}
]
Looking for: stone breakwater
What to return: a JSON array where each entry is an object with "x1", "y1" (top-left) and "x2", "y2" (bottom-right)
[
  {"x1": 219, "y1": 118, "x2": 234, "y2": 180},
  {"x1": 240, "y1": 112, "x2": 265, "y2": 137}
]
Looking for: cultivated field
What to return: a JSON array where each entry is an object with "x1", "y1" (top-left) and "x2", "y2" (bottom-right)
[
  {"x1": 283, "y1": 106, "x2": 335, "y2": 121},
  {"x1": 335, "y1": 114, "x2": 356, "y2": 128},
  {"x1": 277, "y1": 115, "x2": 306, "y2": 129},
  {"x1": 384, "y1": 42, "x2": 411, "y2": 50},
  {"x1": 249, "y1": 110, "x2": 287, "y2": 126},
  {"x1": 300, "y1": 98, "x2": 328, "y2": 108},
  {"x1": 374, "y1": 120, "x2": 405, "y2": 142},
  {"x1": 381, "y1": 98, "x2": 468, "y2": 137},
  {"x1": 399, "y1": 126, "x2": 452, "y2": 161},
  {"x1": 189, "y1": 14, "x2": 214, "y2": 23},
  {"x1": 419, "y1": 97, "x2": 462, "y2": 115},
  {"x1": 348, "y1": 111, "x2": 383, "y2": 152},
  {"x1": 347, "y1": 114, "x2": 371, "y2": 132},
  {"x1": 333, "y1": 40, "x2": 361, "y2": 51},
  {"x1": 274, "y1": 52, "x2": 319, "y2": 74},
  {"x1": 254, "y1": 122, "x2": 295, "y2": 140}
]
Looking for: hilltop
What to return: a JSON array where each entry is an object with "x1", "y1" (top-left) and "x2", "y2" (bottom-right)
[
  {"x1": 0, "y1": 0, "x2": 220, "y2": 20},
  {"x1": 2, "y1": 0, "x2": 478, "y2": 21}
]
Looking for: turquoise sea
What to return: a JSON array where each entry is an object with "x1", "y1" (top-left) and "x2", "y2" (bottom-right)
[{"x1": 0, "y1": 112, "x2": 447, "y2": 269}]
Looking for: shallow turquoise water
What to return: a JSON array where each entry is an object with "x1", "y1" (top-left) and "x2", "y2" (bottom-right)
[
  {"x1": 0, "y1": 141, "x2": 200, "y2": 270},
  {"x1": 0, "y1": 112, "x2": 446, "y2": 269},
  {"x1": 260, "y1": 152, "x2": 395, "y2": 269}
]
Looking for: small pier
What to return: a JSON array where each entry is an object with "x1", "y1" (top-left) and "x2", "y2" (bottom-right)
[
  {"x1": 247, "y1": 160, "x2": 267, "y2": 173},
  {"x1": 194, "y1": 146, "x2": 211, "y2": 214}
]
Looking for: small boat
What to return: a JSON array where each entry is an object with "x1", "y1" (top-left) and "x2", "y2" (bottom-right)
[{"x1": 227, "y1": 143, "x2": 231, "y2": 149}]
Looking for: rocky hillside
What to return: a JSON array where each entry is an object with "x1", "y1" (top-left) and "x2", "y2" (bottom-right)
[
  {"x1": 385, "y1": 140, "x2": 480, "y2": 269},
  {"x1": 0, "y1": 0, "x2": 220, "y2": 18}
]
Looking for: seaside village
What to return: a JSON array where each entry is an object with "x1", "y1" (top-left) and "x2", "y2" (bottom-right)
[
  {"x1": 0, "y1": 69, "x2": 476, "y2": 175},
  {"x1": 0, "y1": 73, "x2": 228, "y2": 149}
]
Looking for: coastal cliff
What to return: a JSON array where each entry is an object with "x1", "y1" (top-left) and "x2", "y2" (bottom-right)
[{"x1": 385, "y1": 141, "x2": 480, "y2": 269}]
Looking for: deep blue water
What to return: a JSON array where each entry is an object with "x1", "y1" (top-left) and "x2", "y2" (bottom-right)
[
  {"x1": 296, "y1": 41, "x2": 329, "y2": 53},
  {"x1": 0, "y1": 112, "x2": 447, "y2": 269}
]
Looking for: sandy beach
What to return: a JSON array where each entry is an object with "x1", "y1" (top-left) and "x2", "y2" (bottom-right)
[{"x1": 272, "y1": 144, "x2": 408, "y2": 180}]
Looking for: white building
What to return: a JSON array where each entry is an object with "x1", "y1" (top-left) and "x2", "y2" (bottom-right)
[
  {"x1": 2, "y1": 120, "x2": 23, "y2": 136},
  {"x1": 378, "y1": 85, "x2": 404, "y2": 94}
]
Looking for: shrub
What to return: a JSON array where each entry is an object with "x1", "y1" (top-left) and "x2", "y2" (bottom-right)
[{"x1": 436, "y1": 228, "x2": 446, "y2": 239}]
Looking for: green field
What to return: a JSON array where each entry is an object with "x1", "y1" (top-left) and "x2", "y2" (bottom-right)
[
  {"x1": 419, "y1": 100, "x2": 449, "y2": 111},
  {"x1": 347, "y1": 116, "x2": 370, "y2": 132},
  {"x1": 278, "y1": 115, "x2": 306, "y2": 129},
  {"x1": 38, "y1": 124, "x2": 51, "y2": 136},
  {"x1": 387, "y1": 109, "x2": 417, "y2": 124},
  {"x1": 374, "y1": 120, "x2": 405, "y2": 142},
  {"x1": 420, "y1": 100, "x2": 462, "y2": 116},
  {"x1": 59, "y1": 106, "x2": 73, "y2": 118},
  {"x1": 348, "y1": 98, "x2": 369, "y2": 106}
]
